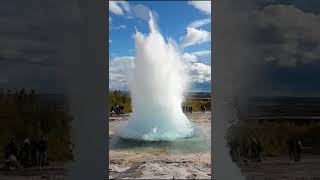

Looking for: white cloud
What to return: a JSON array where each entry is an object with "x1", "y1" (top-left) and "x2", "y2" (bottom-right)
[
  {"x1": 182, "y1": 52, "x2": 211, "y2": 83},
  {"x1": 257, "y1": 5, "x2": 320, "y2": 66},
  {"x1": 191, "y1": 50, "x2": 211, "y2": 64},
  {"x1": 191, "y1": 50, "x2": 211, "y2": 57},
  {"x1": 109, "y1": 1, "x2": 124, "y2": 15},
  {"x1": 109, "y1": 56, "x2": 134, "y2": 90},
  {"x1": 113, "y1": 25, "x2": 127, "y2": 30},
  {"x1": 189, "y1": 62, "x2": 211, "y2": 83},
  {"x1": 181, "y1": 27, "x2": 211, "y2": 48},
  {"x1": 109, "y1": 1, "x2": 130, "y2": 16},
  {"x1": 118, "y1": 1, "x2": 130, "y2": 13},
  {"x1": 189, "y1": 18, "x2": 211, "y2": 28},
  {"x1": 188, "y1": 1, "x2": 211, "y2": 15},
  {"x1": 182, "y1": 53, "x2": 198, "y2": 63}
]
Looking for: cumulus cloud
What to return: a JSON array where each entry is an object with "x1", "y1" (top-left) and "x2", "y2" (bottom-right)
[
  {"x1": 188, "y1": 1, "x2": 211, "y2": 15},
  {"x1": 180, "y1": 27, "x2": 211, "y2": 48},
  {"x1": 180, "y1": 18, "x2": 211, "y2": 48},
  {"x1": 191, "y1": 50, "x2": 211, "y2": 57},
  {"x1": 182, "y1": 50, "x2": 211, "y2": 64},
  {"x1": 0, "y1": 14, "x2": 55, "y2": 67},
  {"x1": 109, "y1": 56, "x2": 134, "y2": 90},
  {"x1": 182, "y1": 53, "x2": 198, "y2": 63},
  {"x1": 109, "y1": 2, "x2": 158, "y2": 21},
  {"x1": 189, "y1": 18, "x2": 211, "y2": 28},
  {"x1": 188, "y1": 62, "x2": 211, "y2": 83},
  {"x1": 191, "y1": 50, "x2": 211, "y2": 64},
  {"x1": 109, "y1": 1, "x2": 130, "y2": 16},
  {"x1": 256, "y1": 5, "x2": 320, "y2": 67},
  {"x1": 182, "y1": 52, "x2": 211, "y2": 83}
]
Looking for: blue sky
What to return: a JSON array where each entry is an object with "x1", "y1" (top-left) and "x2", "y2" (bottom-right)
[{"x1": 109, "y1": 1, "x2": 212, "y2": 92}]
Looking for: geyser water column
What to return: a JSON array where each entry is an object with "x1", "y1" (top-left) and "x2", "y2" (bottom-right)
[{"x1": 119, "y1": 12, "x2": 194, "y2": 141}]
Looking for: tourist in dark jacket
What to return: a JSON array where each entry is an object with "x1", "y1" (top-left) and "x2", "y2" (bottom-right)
[
  {"x1": 30, "y1": 138, "x2": 38, "y2": 167},
  {"x1": 288, "y1": 138, "x2": 295, "y2": 161},
  {"x1": 111, "y1": 106, "x2": 115, "y2": 115},
  {"x1": 5, "y1": 137, "x2": 18, "y2": 159},
  {"x1": 21, "y1": 138, "x2": 31, "y2": 168},
  {"x1": 295, "y1": 140, "x2": 302, "y2": 162},
  {"x1": 38, "y1": 136, "x2": 48, "y2": 167}
]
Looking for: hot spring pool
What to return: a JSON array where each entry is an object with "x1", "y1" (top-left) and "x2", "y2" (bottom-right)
[{"x1": 109, "y1": 121, "x2": 211, "y2": 154}]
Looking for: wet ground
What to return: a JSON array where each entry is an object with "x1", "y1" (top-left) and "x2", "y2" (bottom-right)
[{"x1": 109, "y1": 112, "x2": 212, "y2": 179}]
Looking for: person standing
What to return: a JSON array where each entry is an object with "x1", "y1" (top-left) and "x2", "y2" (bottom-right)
[
  {"x1": 30, "y1": 137, "x2": 38, "y2": 167},
  {"x1": 250, "y1": 137, "x2": 259, "y2": 162},
  {"x1": 288, "y1": 138, "x2": 295, "y2": 161},
  {"x1": 115, "y1": 105, "x2": 120, "y2": 115},
  {"x1": 230, "y1": 139, "x2": 240, "y2": 162},
  {"x1": 38, "y1": 136, "x2": 48, "y2": 167},
  {"x1": 110, "y1": 106, "x2": 115, "y2": 116},
  {"x1": 295, "y1": 140, "x2": 302, "y2": 162},
  {"x1": 256, "y1": 138, "x2": 263, "y2": 162},
  {"x1": 5, "y1": 137, "x2": 18, "y2": 159},
  {"x1": 21, "y1": 138, "x2": 31, "y2": 168}
]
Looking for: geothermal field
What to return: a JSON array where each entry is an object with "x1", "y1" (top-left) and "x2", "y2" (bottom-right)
[
  {"x1": 108, "y1": 12, "x2": 211, "y2": 179},
  {"x1": 109, "y1": 112, "x2": 212, "y2": 179}
]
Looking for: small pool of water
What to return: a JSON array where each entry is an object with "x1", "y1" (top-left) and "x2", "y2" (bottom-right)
[{"x1": 109, "y1": 122, "x2": 211, "y2": 154}]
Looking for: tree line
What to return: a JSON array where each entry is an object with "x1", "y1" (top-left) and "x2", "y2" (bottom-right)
[
  {"x1": 0, "y1": 89, "x2": 73, "y2": 162},
  {"x1": 108, "y1": 90, "x2": 211, "y2": 113}
]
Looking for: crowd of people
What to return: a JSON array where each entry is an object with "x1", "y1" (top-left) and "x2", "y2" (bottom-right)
[
  {"x1": 229, "y1": 136, "x2": 304, "y2": 163},
  {"x1": 110, "y1": 104, "x2": 207, "y2": 114},
  {"x1": 4, "y1": 136, "x2": 48, "y2": 170},
  {"x1": 229, "y1": 136, "x2": 263, "y2": 163},
  {"x1": 182, "y1": 105, "x2": 193, "y2": 113},
  {"x1": 110, "y1": 105, "x2": 125, "y2": 116}
]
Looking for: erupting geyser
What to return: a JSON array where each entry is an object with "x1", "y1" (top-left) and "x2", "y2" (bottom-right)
[{"x1": 119, "y1": 12, "x2": 194, "y2": 141}]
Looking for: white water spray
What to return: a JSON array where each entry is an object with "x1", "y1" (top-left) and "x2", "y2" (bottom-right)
[{"x1": 119, "y1": 12, "x2": 194, "y2": 141}]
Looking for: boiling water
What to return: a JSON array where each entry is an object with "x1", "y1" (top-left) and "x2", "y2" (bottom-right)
[
  {"x1": 112, "y1": 120, "x2": 210, "y2": 153},
  {"x1": 119, "y1": 12, "x2": 194, "y2": 141}
]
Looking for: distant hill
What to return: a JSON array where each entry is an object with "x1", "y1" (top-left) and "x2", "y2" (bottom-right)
[
  {"x1": 186, "y1": 92, "x2": 211, "y2": 99},
  {"x1": 110, "y1": 91, "x2": 211, "y2": 99}
]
